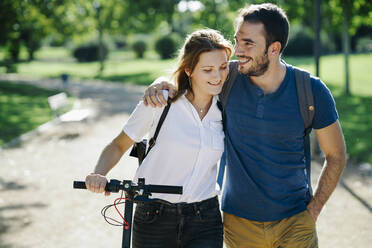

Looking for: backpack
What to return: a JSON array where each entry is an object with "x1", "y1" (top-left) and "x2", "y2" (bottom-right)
[{"x1": 217, "y1": 61, "x2": 314, "y2": 194}]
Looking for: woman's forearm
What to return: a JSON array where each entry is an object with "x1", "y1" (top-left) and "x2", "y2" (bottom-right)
[
  {"x1": 93, "y1": 142, "x2": 124, "y2": 175},
  {"x1": 93, "y1": 131, "x2": 135, "y2": 175}
]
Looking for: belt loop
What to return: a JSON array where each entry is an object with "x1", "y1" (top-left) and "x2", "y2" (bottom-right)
[
  {"x1": 193, "y1": 203, "x2": 202, "y2": 220},
  {"x1": 158, "y1": 203, "x2": 164, "y2": 215},
  {"x1": 177, "y1": 204, "x2": 182, "y2": 215}
]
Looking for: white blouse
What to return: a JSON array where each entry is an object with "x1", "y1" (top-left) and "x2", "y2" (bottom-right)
[{"x1": 123, "y1": 91, "x2": 224, "y2": 203}]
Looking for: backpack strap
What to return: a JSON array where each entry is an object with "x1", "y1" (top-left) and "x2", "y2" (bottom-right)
[
  {"x1": 293, "y1": 66, "x2": 315, "y2": 196},
  {"x1": 293, "y1": 67, "x2": 315, "y2": 131},
  {"x1": 218, "y1": 60, "x2": 239, "y2": 110},
  {"x1": 217, "y1": 60, "x2": 239, "y2": 188},
  {"x1": 147, "y1": 101, "x2": 172, "y2": 154}
]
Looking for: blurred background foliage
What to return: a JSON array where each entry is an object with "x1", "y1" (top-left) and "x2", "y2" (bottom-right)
[{"x1": 0, "y1": 0, "x2": 371, "y2": 65}]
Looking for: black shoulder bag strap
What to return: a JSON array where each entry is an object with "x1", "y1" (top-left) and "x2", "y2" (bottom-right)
[
  {"x1": 147, "y1": 101, "x2": 172, "y2": 153},
  {"x1": 129, "y1": 100, "x2": 171, "y2": 165},
  {"x1": 293, "y1": 66, "x2": 315, "y2": 195}
]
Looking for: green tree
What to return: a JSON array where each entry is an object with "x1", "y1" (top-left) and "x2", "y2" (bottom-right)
[
  {"x1": 65, "y1": 0, "x2": 179, "y2": 73},
  {"x1": 192, "y1": 0, "x2": 235, "y2": 39},
  {"x1": 0, "y1": 0, "x2": 58, "y2": 62},
  {"x1": 228, "y1": 0, "x2": 372, "y2": 95},
  {"x1": 322, "y1": 0, "x2": 372, "y2": 95}
]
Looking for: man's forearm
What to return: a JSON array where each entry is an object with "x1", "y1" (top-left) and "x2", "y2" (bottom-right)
[{"x1": 308, "y1": 153, "x2": 346, "y2": 217}]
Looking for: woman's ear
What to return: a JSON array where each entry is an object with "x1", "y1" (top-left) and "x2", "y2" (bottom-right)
[{"x1": 185, "y1": 68, "x2": 191, "y2": 77}]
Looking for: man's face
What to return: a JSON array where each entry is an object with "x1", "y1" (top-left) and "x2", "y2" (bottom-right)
[{"x1": 234, "y1": 21, "x2": 270, "y2": 76}]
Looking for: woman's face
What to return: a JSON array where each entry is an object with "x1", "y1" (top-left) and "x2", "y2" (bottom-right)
[{"x1": 188, "y1": 49, "x2": 229, "y2": 97}]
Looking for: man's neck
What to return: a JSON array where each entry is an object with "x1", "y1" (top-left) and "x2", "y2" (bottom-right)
[{"x1": 249, "y1": 60, "x2": 287, "y2": 94}]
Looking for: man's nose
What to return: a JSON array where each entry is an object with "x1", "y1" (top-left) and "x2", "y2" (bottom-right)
[{"x1": 234, "y1": 43, "x2": 244, "y2": 56}]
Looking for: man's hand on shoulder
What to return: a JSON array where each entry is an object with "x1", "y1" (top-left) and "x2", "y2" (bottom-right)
[{"x1": 143, "y1": 77, "x2": 176, "y2": 107}]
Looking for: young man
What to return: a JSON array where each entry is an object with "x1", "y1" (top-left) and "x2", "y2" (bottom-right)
[{"x1": 144, "y1": 3, "x2": 346, "y2": 248}]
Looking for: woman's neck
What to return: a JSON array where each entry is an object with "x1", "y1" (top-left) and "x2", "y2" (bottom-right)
[{"x1": 185, "y1": 91, "x2": 213, "y2": 119}]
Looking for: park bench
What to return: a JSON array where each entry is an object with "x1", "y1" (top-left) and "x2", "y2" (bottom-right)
[{"x1": 47, "y1": 92, "x2": 91, "y2": 122}]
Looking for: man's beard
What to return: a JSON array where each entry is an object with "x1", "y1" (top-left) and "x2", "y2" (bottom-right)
[{"x1": 240, "y1": 52, "x2": 270, "y2": 77}]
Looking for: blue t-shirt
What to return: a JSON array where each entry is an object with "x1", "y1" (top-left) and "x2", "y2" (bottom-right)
[{"x1": 221, "y1": 65, "x2": 338, "y2": 222}]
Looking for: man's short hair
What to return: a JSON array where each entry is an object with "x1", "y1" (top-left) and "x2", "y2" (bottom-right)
[{"x1": 235, "y1": 3, "x2": 289, "y2": 53}]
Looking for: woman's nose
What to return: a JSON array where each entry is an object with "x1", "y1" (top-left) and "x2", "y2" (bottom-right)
[{"x1": 211, "y1": 70, "x2": 222, "y2": 83}]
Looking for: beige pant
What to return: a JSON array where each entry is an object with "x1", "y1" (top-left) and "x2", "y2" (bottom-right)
[{"x1": 224, "y1": 210, "x2": 318, "y2": 248}]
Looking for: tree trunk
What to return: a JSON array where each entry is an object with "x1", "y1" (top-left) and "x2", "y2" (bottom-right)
[
  {"x1": 9, "y1": 39, "x2": 21, "y2": 62},
  {"x1": 314, "y1": 0, "x2": 322, "y2": 77},
  {"x1": 28, "y1": 50, "x2": 34, "y2": 61},
  {"x1": 27, "y1": 47, "x2": 35, "y2": 61},
  {"x1": 342, "y1": 0, "x2": 351, "y2": 96},
  {"x1": 95, "y1": 3, "x2": 104, "y2": 74},
  {"x1": 98, "y1": 26, "x2": 104, "y2": 74},
  {"x1": 312, "y1": 0, "x2": 322, "y2": 158}
]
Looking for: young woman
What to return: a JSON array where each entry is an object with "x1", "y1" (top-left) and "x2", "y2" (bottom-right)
[{"x1": 85, "y1": 29, "x2": 233, "y2": 248}]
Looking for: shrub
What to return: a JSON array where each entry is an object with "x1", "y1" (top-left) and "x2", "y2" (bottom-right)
[
  {"x1": 284, "y1": 30, "x2": 313, "y2": 56},
  {"x1": 73, "y1": 43, "x2": 108, "y2": 62},
  {"x1": 132, "y1": 40, "x2": 147, "y2": 58},
  {"x1": 49, "y1": 37, "x2": 66, "y2": 47},
  {"x1": 356, "y1": 38, "x2": 372, "y2": 53},
  {"x1": 155, "y1": 36, "x2": 177, "y2": 59},
  {"x1": 114, "y1": 35, "x2": 127, "y2": 49},
  {"x1": 4, "y1": 61, "x2": 17, "y2": 73},
  {"x1": 115, "y1": 40, "x2": 127, "y2": 49}
]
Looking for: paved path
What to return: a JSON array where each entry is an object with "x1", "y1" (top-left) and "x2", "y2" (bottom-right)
[{"x1": 0, "y1": 76, "x2": 371, "y2": 247}]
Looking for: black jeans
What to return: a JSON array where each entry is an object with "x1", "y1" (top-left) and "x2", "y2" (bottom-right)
[{"x1": 132, "y1": 196, "x2": 223, "y2": 248}]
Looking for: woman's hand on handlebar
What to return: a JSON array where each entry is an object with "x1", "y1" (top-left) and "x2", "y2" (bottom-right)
[{"x1": 85, "y1": 173, "x2": 110, "y2": 196}]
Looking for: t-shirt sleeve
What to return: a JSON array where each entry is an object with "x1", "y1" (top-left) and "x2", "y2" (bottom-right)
[
  {"x1": 123, "y1": 90, "x2": 169, "y2": 142},
  {"x1": 311, "y1": 77, "x2": 339, "y2": 129}
]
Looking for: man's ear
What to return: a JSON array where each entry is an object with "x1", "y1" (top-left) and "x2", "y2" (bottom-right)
[{"x1": 268, "y1": 41, "x2": 281, "y2": 56}]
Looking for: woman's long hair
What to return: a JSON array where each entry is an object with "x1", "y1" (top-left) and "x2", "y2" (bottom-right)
[{"x1": 171, "y1": 29, "x2": 233, "y2": 102}]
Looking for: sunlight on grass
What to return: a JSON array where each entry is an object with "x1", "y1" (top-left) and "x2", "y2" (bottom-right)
[
  {"x1": 285, "y1": 53, "x2": 372, "y2": 96},
  {"x1": 0, "y1": 81, "x2": 65, "y2": 146},
  {"x1": 16, "y1": 47, "x2": 176, "y2": 85},
  {"x1": 330, "y1": 90, "x2": 372, "y2": 163}
]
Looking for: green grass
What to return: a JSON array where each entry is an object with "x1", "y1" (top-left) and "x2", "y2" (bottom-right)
[
  {"x1": 330, "y1": 88, "x2": 372, "y2": 164},
  {"x1": 0, "y1": 81, "x2": 65, "y2": 146},
  {"x1": 13, "y1": 58, "x2": 175, "y2": 85},
  {"x1": 1, "y1": 46, "x2": 372, "y2": 164},
  {"x1": 1, "y1": 47, "x2": 175, "y2": 85},
  {"x1": 284, "y1": 53, "x2": 372, "y2": 96}
]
